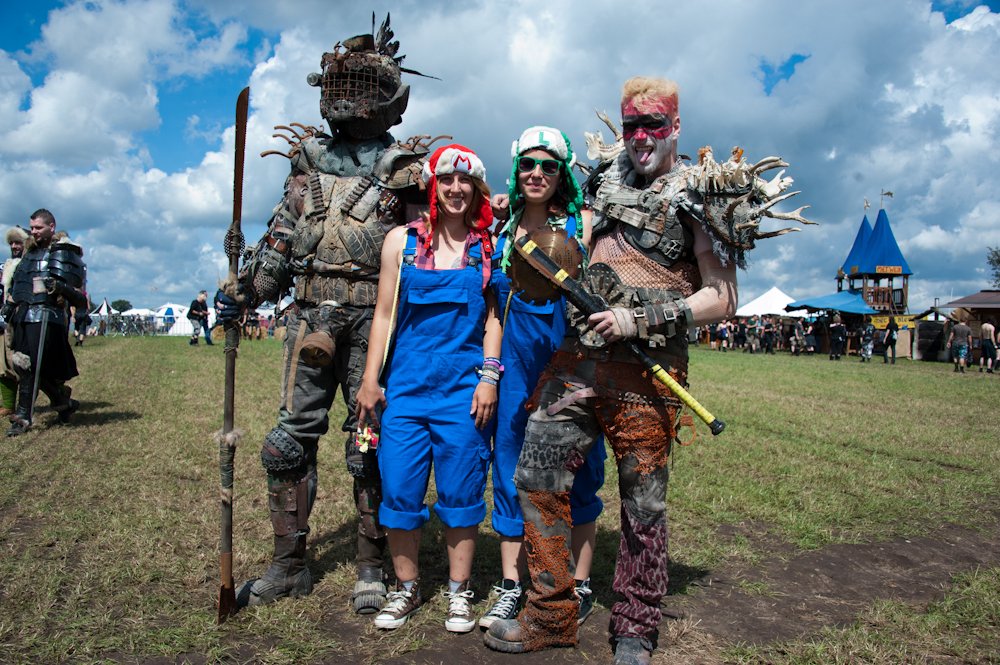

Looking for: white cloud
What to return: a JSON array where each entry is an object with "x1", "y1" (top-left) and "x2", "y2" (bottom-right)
[{"x1": 1, "y1": 0, "x2": 999, "y2": 311}]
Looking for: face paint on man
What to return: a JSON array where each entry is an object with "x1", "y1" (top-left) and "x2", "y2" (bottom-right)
[{"x1": 622, "y1": 98, "x2": 681, "y2": 179}]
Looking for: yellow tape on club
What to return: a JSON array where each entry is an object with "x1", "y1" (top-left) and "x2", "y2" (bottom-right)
[
  {"x1": 513, "y1": 234, "x2": 726, "y2": 436},
  {"x1": 649, "y1": 361, "x2": 721, "y2": 433}
]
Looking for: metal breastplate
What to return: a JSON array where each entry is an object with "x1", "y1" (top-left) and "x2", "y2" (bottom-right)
[
  {"x1": 10, "y1": 246, "x2": 73, "y2": 324},
  {"x1": 11, "y1": 248, "x2": 50, "y2": 307},
  {"x1": 591, "y1": 166, "x2": 694, "y2": 268}
]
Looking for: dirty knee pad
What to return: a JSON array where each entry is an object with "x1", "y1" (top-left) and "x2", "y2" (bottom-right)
[
  {"x1": 261, "y1": 427, "x2": 304, "y2": 473},
  {"x1": 618, "y1": 455, "x2": 668, "y2": 525}
]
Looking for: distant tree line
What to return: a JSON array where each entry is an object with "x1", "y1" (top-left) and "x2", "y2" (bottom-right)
[{"x1": 989, "y1": 247, "x2": 1000, "y2": 288}]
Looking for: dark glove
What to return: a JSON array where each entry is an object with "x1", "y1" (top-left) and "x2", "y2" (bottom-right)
[
  {"x1": 214, "y1": 287, "x2": 244, "y2": 324},
  {"x1": 1, "y1": 301, "x2": 14, "y2": 321}
]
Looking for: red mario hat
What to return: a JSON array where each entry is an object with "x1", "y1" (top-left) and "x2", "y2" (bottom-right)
[{"x1": 421, "y1": 143, "x2": 492, "y2": 231}]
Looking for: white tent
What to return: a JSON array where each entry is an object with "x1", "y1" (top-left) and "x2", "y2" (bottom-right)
[
  {"x1": 91, "y1": 298, "x2": 118, "y2": 316},
  {"x1": 736, "y1": 286, "x2": 807, "y2": 318},
  {"x1": 154, "y1": 302, "x2": 191, "y2": 336},
  {"x1": 154, "y1": 301, "x2": 217, "y2": 336},
  {"x1": 120, "y1": 308, "x2": 154, "y2": 317}
]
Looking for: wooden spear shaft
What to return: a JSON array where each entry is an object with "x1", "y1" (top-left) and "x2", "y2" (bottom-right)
[{"x1": 219, "y1": 86, "x2": 249, "y2": 624}]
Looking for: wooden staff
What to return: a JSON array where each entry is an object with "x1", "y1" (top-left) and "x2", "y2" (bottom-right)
[{"x1": 218, "y1": 86, "x2": 249, "y2": 624}]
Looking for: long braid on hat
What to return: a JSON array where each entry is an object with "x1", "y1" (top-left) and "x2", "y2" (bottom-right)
[{"x1": 421, "y1": 143, "x2": 494, "y2": 254}]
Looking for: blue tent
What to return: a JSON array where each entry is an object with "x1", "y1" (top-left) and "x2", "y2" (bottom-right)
[
  {"x1": 841, "y1": 215, "x2": 872, "y2": 275},
  {"x1": 787, "y1": 290, "x2": 878, "y2": 314},
  {"x1": 854, "y1": 209, "x2": 912, "y2": 276}
]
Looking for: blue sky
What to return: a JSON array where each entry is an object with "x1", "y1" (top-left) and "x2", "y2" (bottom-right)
[{"x1": 1, "y1": 0, "x2": 999, "y2": 310}]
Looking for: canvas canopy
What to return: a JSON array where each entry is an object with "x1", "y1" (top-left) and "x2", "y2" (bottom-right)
[
  {"x1": 90, "y1": 299, "x2": 118, "y2": 316},
  {"x1": 841, "y1": 215, "x2": 872, "y2": 275},
  {"x1": 787, "y1": 290, "x2": 878, "y2": 315},
  {"x1": 735, "y1": 286, "x2": 807, "y2": 317}
]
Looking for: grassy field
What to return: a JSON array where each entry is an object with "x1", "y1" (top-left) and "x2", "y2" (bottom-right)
[{"x1": 0, "y1": 336, "x2": 997, "y2": 664}]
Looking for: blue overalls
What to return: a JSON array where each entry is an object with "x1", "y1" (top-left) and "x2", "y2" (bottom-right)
[
  {"x1": 490, "y1": 225, "x2": 606, "y2": 538},
  {"x1": 377, "y1": 226, "x2": 493, "y2": 532}
]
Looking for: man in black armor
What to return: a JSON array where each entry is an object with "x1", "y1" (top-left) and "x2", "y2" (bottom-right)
[
  {"x1": 215, "y1": 16, "x2": 436, "y2": 614},
  {"x1": 5, "y1": 209, "x2": 85, "y2": 436}
]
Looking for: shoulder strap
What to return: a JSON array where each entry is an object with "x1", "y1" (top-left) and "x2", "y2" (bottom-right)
[
  {"x1": 402, "y1": 225, "x2": 418, "y2": 265},
  {"x1": 380, "y1": 227, "x2": 414, "y2": 382},
  {"x1": 466, "y1": 237, "x2": 482, "y2": 269}
]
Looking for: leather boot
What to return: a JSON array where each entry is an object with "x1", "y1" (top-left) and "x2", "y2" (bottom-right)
[
  {"x1": 236, "y1": 532, "x2": 312, "y2": 608},
  {"x1": 6, "y1": 377, "x2": 33, "y2": 436}
]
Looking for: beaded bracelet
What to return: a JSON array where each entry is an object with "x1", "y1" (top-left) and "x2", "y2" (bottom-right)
[{"x1": 479, "y1": 375, "x2": 499, "y2": 386}]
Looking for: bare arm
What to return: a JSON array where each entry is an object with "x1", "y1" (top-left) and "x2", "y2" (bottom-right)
[
  {"x1": 580, "y1": 208, "x2": 594, "y2": 257},
  {"x1": 470, "y1": 287, "x2": 501, "y2": 429},
  {"x1": 355, "y1": 225, "x2": 407, "y2": 427},
  {"x1": 589, "y1": 216, "x2": 737, "y2": 341},
  {"x1": 687, "y1": 219, "x2": 738, "y2": 326}
]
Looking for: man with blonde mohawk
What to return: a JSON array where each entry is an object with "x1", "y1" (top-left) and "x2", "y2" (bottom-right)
[{"x1": 484, "y1": 77, "x2": 739, "y2": 664}]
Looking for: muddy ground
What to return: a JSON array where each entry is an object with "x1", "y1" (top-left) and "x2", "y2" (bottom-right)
[
  {"x1": 230, "y1": 512, "x2": 999, "y2": 664},
  {"x1": 79, "y1": 507, "x2": 1000, "y2": 665}
]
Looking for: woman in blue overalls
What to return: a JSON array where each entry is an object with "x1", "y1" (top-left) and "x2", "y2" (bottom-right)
[
  {"x1": 357, "y1": 144, "x2": 501, "y2": 634},
  {"x1": 478, "y1": 127, "x2": 606, "y2": 629}
]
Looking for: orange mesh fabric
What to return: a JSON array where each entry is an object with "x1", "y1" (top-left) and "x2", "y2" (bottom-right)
[
  {"x1": 529, "y1": 489, "x2": 573, "y2": 528},
  {"x1": 595, "y1": 359, "x2": 682, "y2": 476},
  {"x1": 592, "y1": 226, "x2": 702, "y2": 296},
  {"x1": 519, "y1": 511, "x2": 579, "y2": 651}
]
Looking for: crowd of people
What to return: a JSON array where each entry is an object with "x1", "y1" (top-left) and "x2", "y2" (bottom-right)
[{"x1": 701, "y1": 313, "x2": 904, "y2": 363}]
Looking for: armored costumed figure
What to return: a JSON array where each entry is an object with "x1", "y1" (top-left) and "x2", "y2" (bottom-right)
[
  {"x1": 484, "y1": 78, "x2": 813, "y2": 664},
  {"x1": 5, "y1": 209, "x2": 85, "y2": 436},
  {"x1": 215, "y1": 16, "x2": 440, "y2": 614}
]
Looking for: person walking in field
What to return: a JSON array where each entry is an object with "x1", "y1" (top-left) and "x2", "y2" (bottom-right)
[
  {"x1": 187, "y1": 291, "x2": 212, "y2": 346},
  {"x1": 4, "y1": 209, "x2": 85, "y2": 436},
  {"x1": 948, "y1": 315, "x2": 973, "y2": 374},
  {"x1": 859, "y1": 315, "x2": 875, "y2": 362}
]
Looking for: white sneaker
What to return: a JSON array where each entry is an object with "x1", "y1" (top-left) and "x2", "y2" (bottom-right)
[
  {"x1": 478, "y1": 580, "x2": 522, "y2": 628},
  {"x1": 442, "y1": 581, "x2": 476, "y2": 633},
  {"x1": 374, "y1": 580, "x2": 421, "y2": 629}
]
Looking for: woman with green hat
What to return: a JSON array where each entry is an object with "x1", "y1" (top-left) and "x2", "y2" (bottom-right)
[{"x1": 480, "y1": 126, "x2": 606, "y2": 630}]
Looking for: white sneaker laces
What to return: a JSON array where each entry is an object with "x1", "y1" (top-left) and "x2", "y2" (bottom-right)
[
  {"x1": 442, "y1": 588, "x2": 474, "y2": 615},
  {"x1": 381, "y1": 589, "x2": 412, "y2": 614},
  {"x1": 486, "y1": 584, "x2": 521, "y2": 617}
]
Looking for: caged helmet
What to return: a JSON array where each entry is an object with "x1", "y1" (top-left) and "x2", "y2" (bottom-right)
[{"x1": 307, "y1": 13, "x2": 434, "y2": 140}]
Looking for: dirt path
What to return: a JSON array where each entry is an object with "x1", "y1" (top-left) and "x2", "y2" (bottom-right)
[{"x1": 312, "y1": 517, "x2": 1000, "y2": 665}]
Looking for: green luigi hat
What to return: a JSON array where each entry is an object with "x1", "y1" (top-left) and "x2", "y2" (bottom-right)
[{"x1": 508, "y1": 126, "x2": 584, "y2": 220}]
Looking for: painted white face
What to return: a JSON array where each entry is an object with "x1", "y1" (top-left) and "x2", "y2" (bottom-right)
[
  {"x1": 621, "y1": 99, "x2": 680, "y2": 179},
  {"x1": 436, "y1": 173, "x2": 475, "y2": 220}
]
